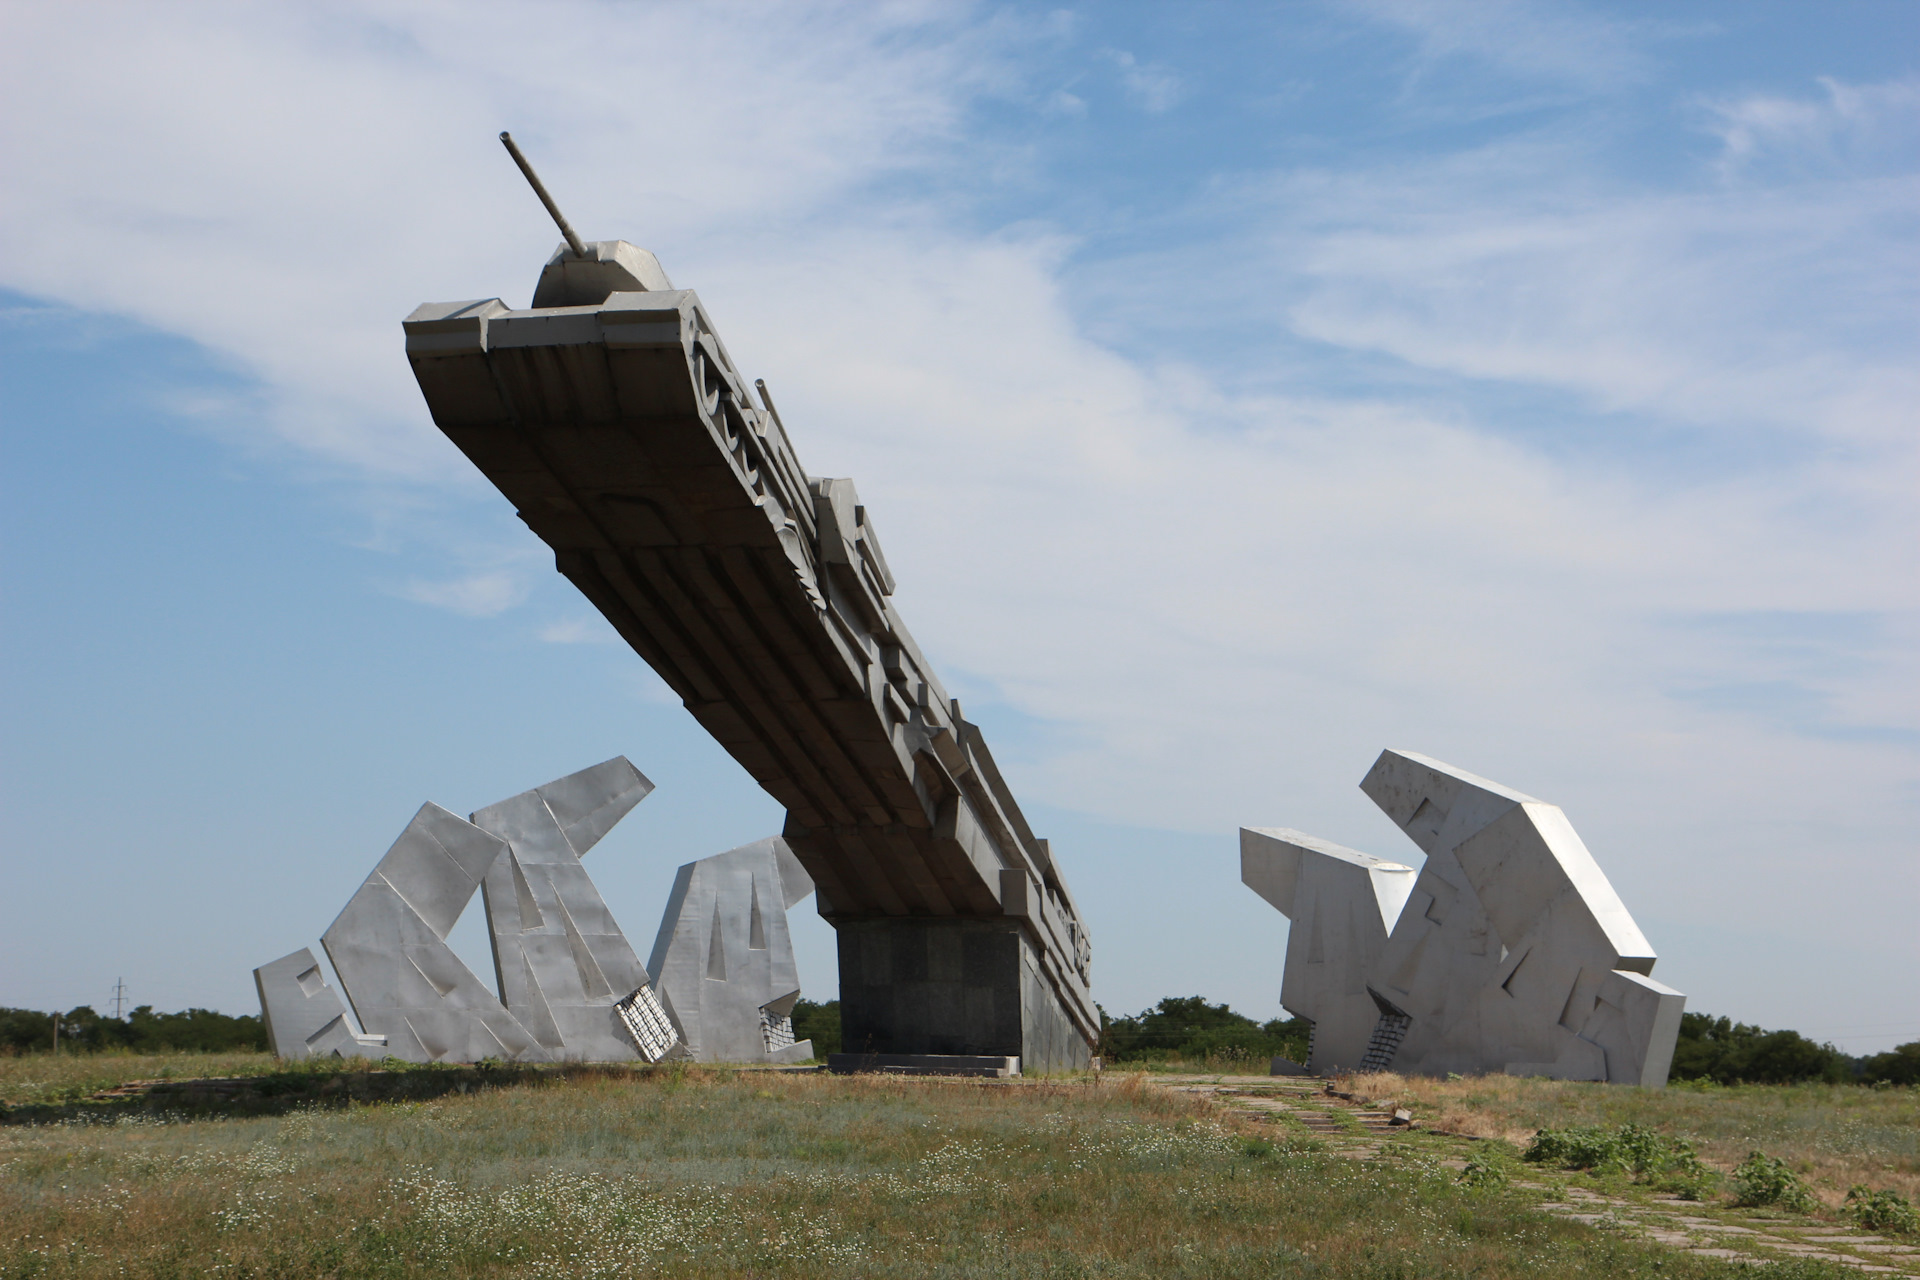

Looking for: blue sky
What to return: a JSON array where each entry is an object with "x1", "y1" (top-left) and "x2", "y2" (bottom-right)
[{"x1": 2, "y1": 1, "x2": 1915, "y2": 1054}]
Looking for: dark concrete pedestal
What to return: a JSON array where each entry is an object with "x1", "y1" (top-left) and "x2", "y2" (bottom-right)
[{"x1": 834, "y1": 918, "x2": 1092, "y2": 1073}]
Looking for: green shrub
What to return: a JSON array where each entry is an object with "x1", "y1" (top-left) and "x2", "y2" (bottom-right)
[
  {"x1": 1524, "y1": 1122, "x2": 1713, "y2": 1196},
  {"x1": 1731, "y1": 1152, "x2": 1818, "y2": 1212},
  {"x1": 1459, "y1": 1150, "x2": 1510, "y2": 1189},
  {"x1": 1845, "y1": 1186, "x2": 1919, "y2": 1235},
  {"x1": 1526, "y1": 1125, "x2": 1625, "y2": 1170}
]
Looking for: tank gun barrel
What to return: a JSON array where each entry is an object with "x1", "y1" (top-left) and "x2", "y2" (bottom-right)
[{"x1": 499, "y1": 131, "x2": 586, "y2": 257}]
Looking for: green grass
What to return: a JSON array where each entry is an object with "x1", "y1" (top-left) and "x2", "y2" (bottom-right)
[
  {"x1": 0, "y1": 1056, "x2": 1872, "y2": 1279},
  {"x1": 1346, "y1": 1070, "x2": 1920, "y2": 1208},
  {"x1": 0, "y1": 1053, "x2": 292, "y2": 1109}
]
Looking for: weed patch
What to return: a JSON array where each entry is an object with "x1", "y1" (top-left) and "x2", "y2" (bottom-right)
[
  {"x1": 1844, "y1": 1184, "x2": 1919, "y2": 1235},
  {"x1": 1731, "y1": 1151, "x2": 1819, "y2": 1212}
]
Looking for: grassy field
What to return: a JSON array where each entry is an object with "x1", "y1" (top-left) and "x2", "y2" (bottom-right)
[
  {"x1": 1340, "y1": 1069, "x2": 1920, "y2": 1206},
  {"x1": 0, "y1": 1052, "x2": 1896, "y2": 1279}
]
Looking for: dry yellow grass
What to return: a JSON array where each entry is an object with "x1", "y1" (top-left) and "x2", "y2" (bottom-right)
[{"x1": 1336, "y1": 1070, "x2": 1920, "y2": 1207}]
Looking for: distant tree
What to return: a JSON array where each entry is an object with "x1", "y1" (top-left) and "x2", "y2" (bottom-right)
[
  {"x1": 790, "y1": 999, "x2": 840, "y2": 1057},
  {"x1": 1100, "y1": 996, "x2": 1308, "y2": 1066},
  {"x1": 0, "y1": 1007, "x2": 63, "y2": 1053},
  {"x1": 0, "y1": 1005, "x2": 265, "y2": 1054},
  {"x1": 1670, "y1": 1013, "x2": 1851, "y2": 1084},
  {"x1": 1859, "y1": 1041, "x2": 1920, "y2": 1086}
]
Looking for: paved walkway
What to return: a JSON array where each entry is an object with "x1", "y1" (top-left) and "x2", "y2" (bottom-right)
[{"x1": 1141, "y1": 1074, "x2": 1920, "y2": 1275}]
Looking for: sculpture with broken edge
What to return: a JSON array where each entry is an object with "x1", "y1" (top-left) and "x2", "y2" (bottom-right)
[
  {"x1": 254, "y1": 757, "x2": 817, "y2": 1064},
  {"x1": 1241, "y1": 749, "x2": 1685, "y2": 1086}
]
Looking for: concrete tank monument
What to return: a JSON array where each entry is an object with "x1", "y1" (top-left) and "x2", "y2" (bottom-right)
[
  {"x1": 1242, "y1": 749, "x2": 1686, "y2": 1086},
  {"x1": 396, "y1": 135, "x2": 1097, "y2": 1072}
]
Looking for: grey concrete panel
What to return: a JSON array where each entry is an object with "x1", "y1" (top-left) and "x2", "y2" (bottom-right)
[
  {"x1": 473, "y1": 757, "x2": 656, "y2": 1062},
  {"x1": 320, "y1": 804, "x2": 547, "y2": 1064},
  {"x1": 374, "y1": 801, "x2": 510, "y2": 941},
  {"x1": 1239, "y1": 828, "x2": 1415, "y2": 1073},
  {"x1": 405, "y1": 253, "x2": 1097, "y2": 1065},
  {"x1": 254, "y1": 948, "x2": 386, "y2": 1060},
  {"x1": 647, "y1": 836, "x2": 815, "y2": 1063},
  {"x1": 1243, "y1": 750, "x2": 1686, "y2": 1086}
]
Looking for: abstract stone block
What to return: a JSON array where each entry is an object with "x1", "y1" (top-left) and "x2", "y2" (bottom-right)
[
  {"x1": 1242, "y1": 750, "x2": 1686, "y2": 1085},
  {"x1": 1240, "y1": 828, "x2": 1415, "y2": 1074},
  {"x1": 258, "y1": 760, "x2": 678, "y2": 1064},
  {"x1": 321, "y1": 803, "x2": 548, "y2": 1063},
  {"x1": 253, "y1": 947, "x2": 386, "y2": 1060},
  {"x1": 646, "y1": 836, "x2": 816, "y2": 1064},
  {"x1": 472, "y1": 757, "x2": 657, "y2": 1062}
]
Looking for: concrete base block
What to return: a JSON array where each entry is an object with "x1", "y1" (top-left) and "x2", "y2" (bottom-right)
[
  {"x1": 834, "y1": 917, "x2": 1092, "y2": 1073},
  {"x1": 1270, "y1": 1056, "x2": 1311, "y2": 1076},
  {"x1": 827, "y1": 1053, "x2": 1019, "y2": 1078}
]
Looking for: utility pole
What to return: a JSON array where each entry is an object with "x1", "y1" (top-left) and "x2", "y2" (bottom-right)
[
  {"x1": 51, "y1": 1012, "x2": 59, "y2": 1055},
  {"x1": 110, "y1": 977, "x2": 128, "y2": 1020}
]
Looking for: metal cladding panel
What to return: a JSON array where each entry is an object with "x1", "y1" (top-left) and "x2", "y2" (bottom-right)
[{"x1": 405, "y1": 273, "x2": 1096, "y2": 1057}]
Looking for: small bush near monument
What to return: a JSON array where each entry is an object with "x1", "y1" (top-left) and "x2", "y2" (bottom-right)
[
  {"x1": 1845, "y1": 1185, "x2": 1919, "y2": 1235},
  {"x1": 1526, "y1": 1123, "x2": 1717, "y2": 1198},
  {"x1": 1732, "y1": 1151, "x2": 1821, "y2": 1212}
]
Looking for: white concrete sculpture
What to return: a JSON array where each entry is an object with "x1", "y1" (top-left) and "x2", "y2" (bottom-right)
[
  {"x1": 471, "y1": 757, "x2": 658, "y2": 1062},
  {"x1": 321, "y1": 803, "x2": 550, "y2": 1063},
  {"x1": 254, "y1": 946, "x2": 388, "y2": 1061},
  {"x1": 1242, "y1": 750, "x2": 1685, "y2": 1086},
  {"x1": 646, "y1": 837, "x2": 817, "y2": 1064},
  {"x1": 254, "y1": 758, "x2": 686, "y2": 1064}
]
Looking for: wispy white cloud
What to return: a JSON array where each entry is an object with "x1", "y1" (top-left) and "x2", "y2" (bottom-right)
[
  {"x1": 397, "y1": 571, "x2": 528, "y2": 617},
  {"x1": 0, "y1": 0, "x2": 995, "y2": 481},
  {"x1": 1705, "y1": 75, "x2": 1920, "y2": 179},
  {"x1": 1101, "y1": 48, "x2": 1182, "y2": 113},
  {"x1": 1341, "y1": 0, "x2": 1650, "y2": 91},
  {"x1": 538, "y1": 615, "x2": 622, "y2": 645}
]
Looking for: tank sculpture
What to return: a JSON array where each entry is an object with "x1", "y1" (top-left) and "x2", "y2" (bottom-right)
[
  {"x1": 399, "y1": 136, "x2": 1096, "y2": 1071},
  {"x1": 1242, "y1": 749, "x2": 1686, "y2": 1086},
  {"x1": 255, "y1": 757, "x2": 817, "y2": 1064}
]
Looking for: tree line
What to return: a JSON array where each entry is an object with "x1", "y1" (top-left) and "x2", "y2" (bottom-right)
[{"x1": 0, "y1": 1005, "x2": 265, "y2": 1054}]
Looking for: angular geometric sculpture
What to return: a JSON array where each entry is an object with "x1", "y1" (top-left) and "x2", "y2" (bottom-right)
[
  {"x1": 472, "y1": 757, "x2": 658, "y2": 1062},
  {"x1": 404, "y1": 239, "x2": 1096, "y2": 1069},
  {"x1": 321, "y1": 803, "x2": 550, "y2": 1063},
  {"x1": 1240, "y1": 830, "x2": 1416, "y2": 1075},
  {"x1": 645, "y1": 836, "x2": 817, "y2": 1064},
  {"x1": 1243, "y1": 750, "x2": 1686, "y2": 1086},
  {"x1": 254, "y1": 946, "x2": 388, "y2": 1060},
  {"x1": 255, "y1": 758, "x2": 690, "y2": 1064}
]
